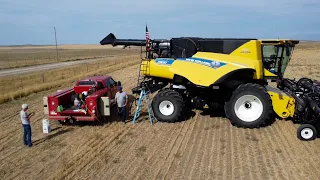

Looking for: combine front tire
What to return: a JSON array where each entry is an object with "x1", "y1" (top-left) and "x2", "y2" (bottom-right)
[
  {"x1": 297, "y1": 124, "x2": 317, "y2": 141},
  {"x1": 224, "y1": 83, "x2": 273, "y2": 128},
  {"x1": 151, "y1": 89, "x2": 184, "y2": 123}
]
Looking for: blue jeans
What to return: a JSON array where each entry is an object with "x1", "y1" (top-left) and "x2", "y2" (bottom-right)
[
  {"x1": 118, "y1": 107, "x2": 126, "y2": 123},
  {"x1": 22, "y1": 124, "x2": 32, "y2": 146}
]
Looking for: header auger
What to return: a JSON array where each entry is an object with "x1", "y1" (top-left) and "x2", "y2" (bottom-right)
[{"x1": 100, "y1": 27, "x2": 320, "y2": 141}]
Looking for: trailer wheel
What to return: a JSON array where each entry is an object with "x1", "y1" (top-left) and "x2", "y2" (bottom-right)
[
  {"x1": 152, "y1": 89, "x2": 184, "y2": 123},
  {"x1": 297, "y1": 124, "x2": 317, "y2": 141},
  {"x1": 224, "y1": 83, "x2": 273, "y2": 128}
]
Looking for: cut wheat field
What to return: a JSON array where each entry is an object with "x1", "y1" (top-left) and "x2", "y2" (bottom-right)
[{"x1": 1, "y1": 43, "x2": 320, "y2": 180}]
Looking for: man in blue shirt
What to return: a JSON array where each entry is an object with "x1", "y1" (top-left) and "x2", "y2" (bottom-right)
[{"x1": 20, "y1": 104, "x2": 33, "y2": 147}]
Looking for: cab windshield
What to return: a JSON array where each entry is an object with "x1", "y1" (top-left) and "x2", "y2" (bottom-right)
[{"x1": 262, "y1": 44, "x2": 294, "y2": 76}]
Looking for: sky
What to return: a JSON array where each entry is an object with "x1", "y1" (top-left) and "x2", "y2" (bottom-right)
[{"x1": 0, "y1": 0, "x2": 320, "y2": 45}]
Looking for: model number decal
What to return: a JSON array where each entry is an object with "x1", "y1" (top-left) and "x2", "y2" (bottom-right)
[{"x1": 155, "y1": 58, "x2": 174, "y2": 65}]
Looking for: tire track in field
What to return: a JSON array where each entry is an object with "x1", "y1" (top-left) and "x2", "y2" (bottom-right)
[
  {"x1": 126, "y1": 119, "x2": 188, "y2": 180},
  {"x1": 64, "y1": 123, "x2": 144, "y2": 179},
  {"x1": 189, "y1": 115, "x2": 213, "y2": 180},
  {"x1": 254, "y1": 127, "x2": 276, "y2": 179},
  {"x1": 194, "y1": 116, "x2": 213, "y2": 180},
  {"x1": 108, "y1": 121, "x2": 170, "y2": 180},
  {"x1": 219, "y1": 118, "x2": 232, "y2": 179},
  {"x1": 204, "y1": 117, "x2": 221, "y2": 179},
  {"x1": 273, "y1": 122, "x2": 305, "y2": 179},
  {"x1": 78, "y1": 114, "x2": 164, "y2": 179},
  {"x1": 134, "y1": 116, "x2": 190, "y2": 180},
  {"x1": 107, "y1": 123, "x2": 165, "y2": 180},
  {"x1": 175, "y1": 112, "x2": 204, "y2": 180},
  {"x1": 111, "y1": 121, "x2": 172, "y2": 180},
  {"x1": 225, "y1": 119, "x2": 234, "y2": 179},
  {"x1": 163, "y1": 112, "x2": 203, "y2": 180},
  {"x1": 240, "y1": 128, "x2": 254, "y2": 179},
  {"x1": 244, "y1": 130, "x2": 264, "y2": 179},
  {"x1": 168, "y1": 112, "x2": 203, "y2": 180},
  {"x1": 139, "y1": 112, "x2": 198, "y2": 180},
  {"x1": 264, "y1": 123, "x2": 291, "y2": 179},
  {"x1": 230, "y1": 122, "x2": 243, "y2": 180},
  {"x1": 186, "y1": 115, "x2": 210, "y2": 180},
  {"x1": 212, "y1": 118, "x2": 224, "y2": 179},
  {"x1": 48, "y1": 122, "x2": 139, "y2": 179},
  {"x1": 269, "y1": 123, "x2": 298, "y2": 179}
]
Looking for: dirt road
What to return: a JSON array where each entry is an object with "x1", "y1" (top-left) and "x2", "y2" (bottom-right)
[
  {"x1": 0, "y1": 55, "x2": 124, "y2": 77},
  {"x1": 1, "y1": 62, "x2": 320, "y2": 180}
]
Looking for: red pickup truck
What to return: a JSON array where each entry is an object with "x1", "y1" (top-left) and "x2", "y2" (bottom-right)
[{"x1": 43, "y1": 75, "x2": 121, "y2": 124}]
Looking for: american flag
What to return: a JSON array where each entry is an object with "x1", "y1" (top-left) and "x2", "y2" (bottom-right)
[{"x1": 146, "y1": 24, "x2": 151, "y2": 51}]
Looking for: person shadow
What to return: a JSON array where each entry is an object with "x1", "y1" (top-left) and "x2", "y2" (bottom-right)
[{"x1": 32, "y1": 127, "x2": 74, "y2": 146}]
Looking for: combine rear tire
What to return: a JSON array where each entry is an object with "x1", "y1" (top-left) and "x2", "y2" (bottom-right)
[
  {"x1": 297, "y1": 124, "x2": 317, "y2": 141},
  {"x1": 151, "y1": 89, "x2": 184, "y2": 123},
  {"x1": 224, "y1": 83, "x2": 273, "y2": 128}
]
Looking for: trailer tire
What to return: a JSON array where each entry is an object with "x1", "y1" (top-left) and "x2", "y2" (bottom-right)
[
  {"x1": 224, "y1": 83, "x2": 273, "y2": 128},
  {"x1": 297, "y1": 124, "x2": 317, "y2": 141},
  {"x1": 152, "y1": 89, "x2": 184, "y2": 123}
]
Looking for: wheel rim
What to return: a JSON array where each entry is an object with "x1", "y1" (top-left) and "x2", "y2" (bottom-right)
[
  {"x1": 234, "y1": 95, "x2": 263, "y2": 122},
  {"x1": 159, "y1": 100, "x2": 174, "y2": 116},
  {"x1": 301, "y1": 128, "x2": 314, "y2": 139}
]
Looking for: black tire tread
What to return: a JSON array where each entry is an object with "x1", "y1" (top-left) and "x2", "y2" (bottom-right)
[
  {"x1": 152, "y1": 89, "x2": 185, "y2": 123},
  {"x1": 297, "y1": 124, "x2": 317, "y2": 141},
  {"x1": 224, "y1": 83, "x2": 274, "y2": 128}
]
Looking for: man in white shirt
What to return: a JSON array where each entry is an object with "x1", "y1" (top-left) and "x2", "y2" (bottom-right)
[
  {"x1": 115, "y1": 86, "x2": 128, "y2": 124},
  {"x1": 20, "y1": 104, "x2": 33, "y2": 147}
]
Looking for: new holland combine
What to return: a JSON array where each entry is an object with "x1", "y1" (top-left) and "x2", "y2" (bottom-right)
[{"x1": 100, "y1": 28, "x2": 320, "y2": 141}]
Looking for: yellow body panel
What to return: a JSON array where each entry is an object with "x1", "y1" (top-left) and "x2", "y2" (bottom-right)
[
  {"x1": 264, "y1": 69, "x2": 278, "y2": 77},
  {"x1": 169, "y1": 60, "x2": 246, "y2": 86},
  {"x1": 144, "y1": 50, "x2": 262, "y2": 87},
  {"x1": 141, "y1": 39, "x2": 299, "y2": 87},
  {"x1": 142, "y1": 59, "x2": 174, "y2": 79},
  {"x1": 229, "y1": 40, "x2": 262, "y2": 61},
  {"x1": 266, "y1": 86, "x2": 295, "y2": 118}
]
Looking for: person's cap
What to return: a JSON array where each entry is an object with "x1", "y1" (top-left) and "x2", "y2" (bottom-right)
[
  {"x1": 118, "y1": 86, "x2": 123, "y2": 91},
  {"x1": 22, "y1": 104, "x2": 28, "y2": 109}
]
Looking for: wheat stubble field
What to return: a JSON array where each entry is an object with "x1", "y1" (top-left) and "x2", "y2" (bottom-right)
[{"x1": 0, "y1": 43, "x2": 320, "y2": 180}]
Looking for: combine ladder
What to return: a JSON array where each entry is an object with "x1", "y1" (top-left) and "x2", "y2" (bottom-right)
[{"x1": 131, "y1": 48, "x2": 156, "y2": 124}]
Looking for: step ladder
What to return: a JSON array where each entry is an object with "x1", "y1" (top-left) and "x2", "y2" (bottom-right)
[{"x1": 132, "y1": 87, "x2": 156, "y2": 125}]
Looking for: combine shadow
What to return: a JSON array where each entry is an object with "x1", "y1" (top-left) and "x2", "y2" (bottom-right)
[{"x1": 32, "y1": 127, "x2": 74, "y2": 145}]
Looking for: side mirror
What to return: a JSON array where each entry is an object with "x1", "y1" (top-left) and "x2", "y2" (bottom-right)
[{"x1": 117, "y1": 81, "x2": 121, "y2": 86}]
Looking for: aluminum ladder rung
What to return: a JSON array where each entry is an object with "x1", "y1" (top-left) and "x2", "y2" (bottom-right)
[{"x1": 132, "y1": 88, "x2": 156, "y2": 125}]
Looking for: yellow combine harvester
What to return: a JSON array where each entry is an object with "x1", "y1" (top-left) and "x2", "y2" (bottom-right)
[{"x1": 100, "y1": 31, "x2": 320, "y2": 141}]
